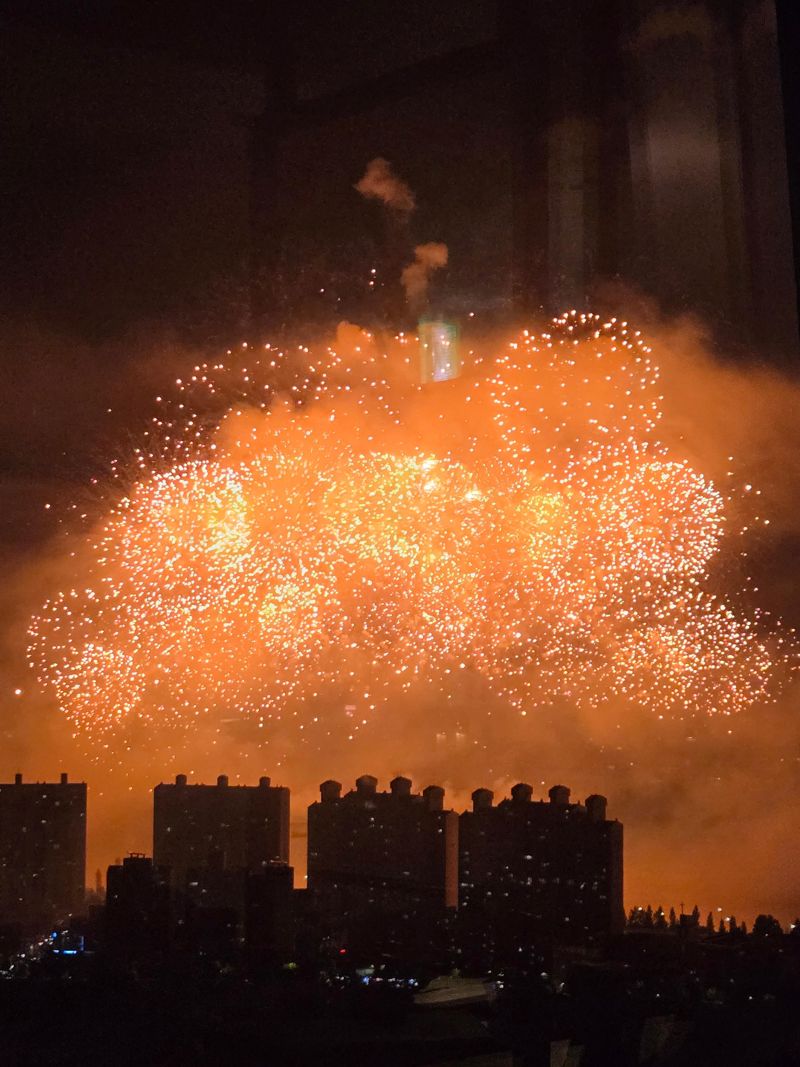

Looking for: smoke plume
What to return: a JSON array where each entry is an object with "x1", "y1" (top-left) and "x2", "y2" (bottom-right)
[
  {"x1": 354, "y1": 157, "x2": 415, "y2": 214},
  {"x1": 400, "y1": 242, "x2": 449, "y2": 311}
]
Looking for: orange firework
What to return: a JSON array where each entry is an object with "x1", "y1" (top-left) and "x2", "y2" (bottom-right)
[{"x1": 28, "y1": 313, "x2": 785, "y2": 762}]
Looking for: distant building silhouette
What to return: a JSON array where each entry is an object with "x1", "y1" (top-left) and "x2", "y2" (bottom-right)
[
  {"x1": 153, "y1": 774, "x2": 289, "y2": 889},
  {"x1": 244, "y1": 864, "x2": 294, "y2": 964},
  {"x1": 307, "y1": 775, "x2": 457, "y2": 961},
  {"x1": 458, "y1": 783, "x2": 623, "y2": 969},
  {"x1": 185, "y1": 857, "x2": 294, "y2": 964},
  {"x1": 105, "y1": 854, "x2": 172, "y2": 960},
  {"x1": 0, "y1": 773, "x2": 86, "y2": 927},
  {"x1": 103, "y1": 849, "x2": 294, "y2": 966}
]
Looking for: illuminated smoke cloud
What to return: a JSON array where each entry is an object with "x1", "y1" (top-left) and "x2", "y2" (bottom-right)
[
  {"x1": 401, "y1": 242, "x2": 449, "y2": 311},
  {"x1": 27, "y1": 312, "x2": 789, "y2": 771},
  {"x1": 354, "y1": 157, "x2": 415, "y2": 214}
]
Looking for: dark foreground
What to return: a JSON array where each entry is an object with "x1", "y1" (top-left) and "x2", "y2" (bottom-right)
[{"x1": 2, "y1": 936, "x2": 799, "y2": 1067}]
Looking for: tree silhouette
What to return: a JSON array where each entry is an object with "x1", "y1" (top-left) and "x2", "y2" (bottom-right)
[
  {"x1": 752, "y1": 914, "x2": 783, "y2": 938},
  {"x1": 627, "y1": 907, "x2": 651, "y2": 928},
  {"x1": 668, "y1": 907, "x2": 677, "y2": 929},
  {"x1": 705, "y1": 912, "x2": 714, "y2": 933}
]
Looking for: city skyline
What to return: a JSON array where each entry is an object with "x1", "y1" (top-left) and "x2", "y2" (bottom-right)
[{"x1": 0, "y1": 770, "x2": 791, "y2": 930}]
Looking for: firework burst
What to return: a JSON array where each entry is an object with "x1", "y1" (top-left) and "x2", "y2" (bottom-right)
[{"x1": 28, "y1": 313, "x2": 785, "y2": 762}]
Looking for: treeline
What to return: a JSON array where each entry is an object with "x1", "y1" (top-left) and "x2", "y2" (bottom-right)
[{"x1": 626, "y1": 904, "x2": 798, "y2": 937}]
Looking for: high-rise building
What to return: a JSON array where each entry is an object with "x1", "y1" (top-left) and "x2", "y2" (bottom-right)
[
  {"x1": 0, "y1": 773, "x2": 86, "y2": 926},
  {"x1": 307, "y1": 775, "x2": 458, "y2": 954},
  {"x1": 153, "y1": 774, "x2": 289, "y2": 889},
  {"x1": 458, "y1": 783, "x2": 623, "y2": 968}
]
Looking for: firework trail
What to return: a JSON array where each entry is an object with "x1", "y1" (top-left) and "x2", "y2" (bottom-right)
[{"x1": 28, "y1": 313, "x2": 785, "y2": 765}]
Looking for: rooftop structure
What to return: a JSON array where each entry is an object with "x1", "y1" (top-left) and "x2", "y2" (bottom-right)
[{"x1": 307, "y1": 775, "x2": 458, "y2": 923}]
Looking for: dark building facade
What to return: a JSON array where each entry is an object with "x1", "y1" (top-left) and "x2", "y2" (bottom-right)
[
  {"x1": 105, "y1": 854, "x2": 172, "y2": 960},
  {"x1": 105, "y1": 851, "x2": 294, "y2": 966},
  {"x1": 458, "y1": 783, "x2": 623, "y2": 969},
  {"x1": 0, "y1": 774, "x2": 86, "y2": 926},
  {"x1": 243, "y1": 864, "x2": 294, "y2": 963},
  {"x1": 153, "y1": 774, "x2": 289, "y2": 889},
  {"x1": 307, "y1": 775, "x2": 457, "y2": 959},
  {"x1": 184, "y1": 859, "x2": 294, "y2": 964}
]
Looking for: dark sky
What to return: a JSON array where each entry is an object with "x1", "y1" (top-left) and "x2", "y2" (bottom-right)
[
  {"x1": 0, "y1": 0, "x2": 512, "y2": 554},
  {"x1": 0, "y1": 1, "x2": 500, "y2": 339},
  {"x1": 2, "y1": 3, "x2": 264, "y2": 340},
  {"x1": 776, "y1": 0, "x2": 800, "y2": 305},
  {"x1": 1, "y1": 4, "x2": 269, "y2": 554},
  {"x1": 4, "y1": 0, "x2": 800, "y2": 334}
]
